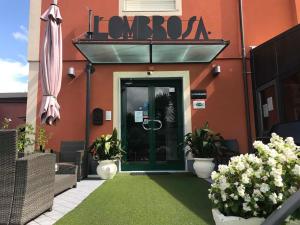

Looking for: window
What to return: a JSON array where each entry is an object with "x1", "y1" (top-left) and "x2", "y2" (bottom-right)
[{"x1": 120, "y1": 0, "x2": 182, "y2": 16}]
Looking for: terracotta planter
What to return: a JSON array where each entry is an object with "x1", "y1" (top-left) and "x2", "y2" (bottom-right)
[
  {"x1": 193, "y1": 158, "x2": 215, "y2": 178},
  {"x1": 212, "y1": 209, "x2": 265, "y2": 225},
  {"x1": 96, "y1": 160, "x2": 117, "y2": 180}
]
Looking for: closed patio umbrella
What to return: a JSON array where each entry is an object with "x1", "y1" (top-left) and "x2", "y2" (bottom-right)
[{"x1": 40, "y1": 0, "x2": 62, "y2": 125}]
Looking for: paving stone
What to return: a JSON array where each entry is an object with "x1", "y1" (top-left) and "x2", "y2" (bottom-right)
[{"x1": 26, "y1": 179, "x2": 104, "y2": 224}]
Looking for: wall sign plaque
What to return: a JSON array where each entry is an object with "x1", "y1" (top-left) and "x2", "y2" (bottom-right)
[{"x1": 191, "y1": 90, "x2": 207, "y2": 99}]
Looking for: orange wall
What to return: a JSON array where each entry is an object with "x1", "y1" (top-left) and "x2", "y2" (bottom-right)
[{"x1": 37, "y1": 0, "x2": 299, "y2": 153}]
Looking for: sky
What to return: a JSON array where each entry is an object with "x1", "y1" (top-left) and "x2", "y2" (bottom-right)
[{"x1": 0, "y1": 1, "x2": 30, "y2": 93}]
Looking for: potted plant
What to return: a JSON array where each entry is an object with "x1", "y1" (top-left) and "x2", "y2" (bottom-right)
[
  {"x1": 16, "y1": 124, "x2": 35, "y2": 157},
  {"x1": 182, "y1": 122, "x2": 225, "y2": 178},
  {"x1": 36, "y1": 126, "x2": 52, "y2": 152},
  {"x1": 89, "y1": 128, "x2": 125, "y2": 180},
  {"x1": 209, "y1": 133, "x2": 300, "y2": 225}
]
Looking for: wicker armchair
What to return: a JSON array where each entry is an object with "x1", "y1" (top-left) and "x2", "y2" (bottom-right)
[
  {"x1": 56, "y1": 141, "x2": 86, "y2": 181},
  {"x1": 0, "y1": 130, "x2": 56, "y2": 225},
  {"x1": 54, "y1": 163, "x2": 78, "y2": 195},
  {"x1": 0, "y1": 129, "x2": 17, "y2": 225}
]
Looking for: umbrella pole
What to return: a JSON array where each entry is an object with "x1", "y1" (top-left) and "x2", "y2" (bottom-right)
[{"x1": 85, "y1": 63, "x2": 93, "y2": 176}]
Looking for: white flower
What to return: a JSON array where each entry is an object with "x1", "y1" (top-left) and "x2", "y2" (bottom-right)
[
  {"x1": 284, "y1": 149, "x2": 297, "y2": 161},
  {"x1": 219, "y1": 176, "x2": 230, "y2": 191},
  {"x1": 244, "y1": 194, "x2": 251, "y2": 202},
  {"x1": 278, "y1": 193, "x2": 283, "y2": 201},
  {"x1": 237, "y1": 185, "x2": 245, "y2": 197},
  {"x1": 218, "y1": 165, "x2": 229, "y2": 174},
  {"x1": 211, "y1": 171, "x2": 219, "y2": 180},
  {"x1": 289, "y1": 186, "x2": 297, "y2": 194},
  {"x1": 260, "y1": 183, "x2": 270, "y2": 193},
  {"x1": 292, "y1": 165, "x2": 300, "y2": 176},
  {"x1": 254, "y1": 170, "x2": 262, "y2": 178},
  {"x1": 268, "y1": 158, "x2": 277, "y2": 167},
  {"x1": 274, "y1": 177, "x2": 283, "y2": 187},
  {"x1": 243, "y1": 203, "x2": 251, "y2": 212},
  {"x1": 242, "y1": 173, "x2": 250, "y2": 184},
  {"x1": 221, "y1": 192, "x2": 227, "y2": 201},
  {"x1": 230, "y1": 193, "x2": 239, "y2": 200},
  {"x1": 269, "y1": 193, "x2": 277, "y2": 204},
  {"x1": 236, "y1": 161, "x2": 245, "y2": 171},
  {"x1": 253, "y1": 189, "x2": 262, "y2": 197}
]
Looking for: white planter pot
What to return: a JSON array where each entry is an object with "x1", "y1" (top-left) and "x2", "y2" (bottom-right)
[
  {"x1": 212, "y1": 209, "x2": 265, "y2": 225},
  {"x1": 96, "y1": 160, "x2": 117, "y2": 180},
  {"x1": 193, "y1": 158, "x2": 215, "y2": 178}
]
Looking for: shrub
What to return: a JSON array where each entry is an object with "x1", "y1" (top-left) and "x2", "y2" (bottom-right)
[{"x1": 209, "y1": 133, "x2": 300, "y2": 218}]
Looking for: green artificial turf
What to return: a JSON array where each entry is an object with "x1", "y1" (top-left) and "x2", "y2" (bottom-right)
[{"x1": 55, "y1": 173, "x2": 214, "y2": 225}]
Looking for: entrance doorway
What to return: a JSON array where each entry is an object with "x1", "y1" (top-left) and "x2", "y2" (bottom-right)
[{"x1": 121, "y1": 79, "x2": 185, "y2": 171}]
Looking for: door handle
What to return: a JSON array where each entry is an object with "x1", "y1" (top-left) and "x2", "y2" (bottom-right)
[
  {"x1": 142, "y1": 120, "x2": 151, "y2": 131},
  {"x1": 152, "y1": 120, "x2": 162, "y2": 131},
  {"x1": 141, "y1": 119, "x2": 162, "y2": 131}
]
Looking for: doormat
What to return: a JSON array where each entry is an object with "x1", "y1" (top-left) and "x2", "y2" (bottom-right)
[{"x1": 129, "y1": 172, "x2": 171, "y2": 176}]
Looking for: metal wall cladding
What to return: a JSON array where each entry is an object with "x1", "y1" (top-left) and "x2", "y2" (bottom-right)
[
  {"x1": 252, "y1": 25, "x2": 300, "y2": 88},
  {"x1": 252, "y1": 42, "x2": 277, "y2": 87},
  {"x1": 276, "y1": 29, "x2": 300, "y2": 76}
]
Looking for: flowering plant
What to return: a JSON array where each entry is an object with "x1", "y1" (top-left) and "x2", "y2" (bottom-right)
[
  {"x1": 89, "y1": 128, "x2": 125, "y2": 161},
  {"x1": 209, "y1": 133, "x2": 300, "y2": 219}
]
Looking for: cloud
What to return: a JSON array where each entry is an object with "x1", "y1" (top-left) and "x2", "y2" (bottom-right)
[
  {"x1": 12, "y1": 25, "x2": 28, "y2": 42},
  {"x1": 0, "y1": 58, "x2": 28, "y2": 93}
]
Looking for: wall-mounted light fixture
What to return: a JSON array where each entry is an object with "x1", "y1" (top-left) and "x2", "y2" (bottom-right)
[
  {"x1": 212, "y1": 65, "x2": 221, "y2": 76},
  {"x1": 67, "y1": 67, "x2": 76, "y2": 79}
]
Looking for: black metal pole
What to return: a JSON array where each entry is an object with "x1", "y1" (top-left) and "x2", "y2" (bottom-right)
[
  {"x1": 238, "y1": 0, "x2": 253, "y2": 151},
  {"x1": 87, "y1": 9, "x2": 93, "y2": 39},
  {"x1": 85, "y1": 63, "x2": 92, "y2": 177}
]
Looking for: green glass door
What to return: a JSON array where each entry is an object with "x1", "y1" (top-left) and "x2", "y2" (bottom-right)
[{"x1": 121, "y1": 79, "x2": 184, "y2": 171}]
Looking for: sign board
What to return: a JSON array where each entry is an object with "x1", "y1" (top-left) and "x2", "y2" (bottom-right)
[
  {"x1": 267, "y1": 97, "x2": 274, "y2": 111},
  {"x1": 191, "y1": 90, "x2": 207, "y2": 99},
  {"x1": 134, "y1": 111, "x2": 143, "y2": 123},
  {"x1": 263, "y1": 104, "x2": 269, "y2": 118},
  {"x1": 193, "y1": 100, "x2": 206, "y2": 109},
  {"x1": 93, "y1": 16, "x2": 210, "y2": 41}
]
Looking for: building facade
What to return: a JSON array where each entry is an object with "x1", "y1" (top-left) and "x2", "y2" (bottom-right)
[
  {"x1": 0, "y1": 93, "x2": 27, "y2": 128},
  {"x1": 27, "y1": 0, "x2": 300, "y2": 172}
]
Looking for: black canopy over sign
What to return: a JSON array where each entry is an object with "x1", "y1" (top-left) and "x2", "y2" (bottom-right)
[{"x1": 73, "y1": 15, "x2": 230, "y2": 64}]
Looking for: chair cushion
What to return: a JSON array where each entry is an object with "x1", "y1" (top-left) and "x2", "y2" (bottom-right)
[{"x1": 54, "y1": 174, "x2": 76, "y2": 195}]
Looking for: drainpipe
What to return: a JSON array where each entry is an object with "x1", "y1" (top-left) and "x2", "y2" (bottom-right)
[
  {"x1": 238, "y1": 0, "x2": 253, "y2": 151},
  {"x1": 85, "y1": 10, "x2": 94, "y2": 176}
]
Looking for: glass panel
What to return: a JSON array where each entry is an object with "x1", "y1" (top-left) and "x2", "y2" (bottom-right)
[
  {"x1": 154, "y1": 87, "x2": 179, "y2": 162},
  {"x1": 260, "y1": 85, "x2": 279, "y2": 131},
  {"x1": 283, "y1": 73, "x2": 300, "y2": 122},
  {"x1": 152, "y1": 44, "x2": 227, "y2": 63},
  {"x1": 75, "y1": 44, "x2": 150, "y2": 63},
  {"x1": 125, "y1": 87, "x2": 150, "y2": 162}
]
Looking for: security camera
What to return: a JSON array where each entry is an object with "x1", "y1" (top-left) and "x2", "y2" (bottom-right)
[{"x1": 147, "y1": 71, "x2": 153, "y2": 76}]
